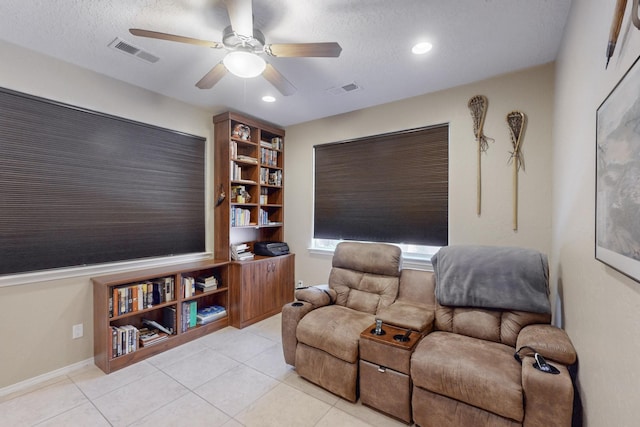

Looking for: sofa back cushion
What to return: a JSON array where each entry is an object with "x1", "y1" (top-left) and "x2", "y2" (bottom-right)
[
  {"x1": 398, "y1": 269, "x2": 436, "y2": 307},
  {"x1": 434, "y1": 304, "x2": 551, "y2": 347},
  {"x1": 329, "y1": 242, "x2": 401, "y2": 314}
]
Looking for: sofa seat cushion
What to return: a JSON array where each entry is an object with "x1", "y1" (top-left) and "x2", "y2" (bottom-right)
[
  {"x1": 411, "y1": 331, "x2": 524, "y2": 423},
  {"x1": 296, "y1": 305, "x2": 375, "y2": 363}
]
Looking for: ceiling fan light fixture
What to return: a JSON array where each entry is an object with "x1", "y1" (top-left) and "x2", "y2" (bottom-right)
[
  {"x1": 223, "y1": 51, "x2": 266, "y2": 78},
  {"x1": 412, "y1": 41, "x2": 433, "y2": 55}
]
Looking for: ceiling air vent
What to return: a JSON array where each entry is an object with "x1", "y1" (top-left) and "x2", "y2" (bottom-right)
[
  {"x1": 327, "y1": 82, "x2": 362, "y2": 96},
  {"x1": 108, "y1": 37, "x2": 160, "y2": 64}
]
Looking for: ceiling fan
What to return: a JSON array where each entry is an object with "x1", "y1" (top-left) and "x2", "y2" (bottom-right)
[{"x1": 129, "y1": 0, "x2": 342, "y2": 96}]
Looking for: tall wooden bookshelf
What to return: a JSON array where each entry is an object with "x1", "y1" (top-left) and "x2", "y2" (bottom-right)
[
  {"x1": 213, "y1": 112, "x2": 294, "y2": 328},
  {"x1": 92, "y1": 259, "x2": 229, "y2": 374}
]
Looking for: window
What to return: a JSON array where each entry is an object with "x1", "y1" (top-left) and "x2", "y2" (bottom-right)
[
  {"x1": 0, "y1": 87, "x2": 205, "y2": 276},
  {"x1": 313, "y1": 124, "x2": 448, "y2": 249}
]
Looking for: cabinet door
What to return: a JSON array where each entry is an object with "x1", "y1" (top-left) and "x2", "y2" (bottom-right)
[
  {"x1": 239, "y1": 260, "x2": 269, "y2": 322},
  {"x1": 276, "y1": 254, "x2": 295, "y2": 307},
  {"x1": 233, "y1": 254, "x2": 294, "y2": 328}
]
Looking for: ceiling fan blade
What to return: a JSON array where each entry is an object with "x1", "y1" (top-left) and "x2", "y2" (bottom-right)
[
  {"x1": 265, "y1": 42, "x2": 342, "y2": 58},
  {"x1": 129, "y1": 29, "x2": 222, "y2": 48},
  {"x1": 224, "y1": 0, "x2": 253, "y2": 38},
  {"x1": 262, "y1": 63, "x2": 297, "y2": 96},
  {"x1": 196, "y1": 62, "x2": 228, "y2": 89}
]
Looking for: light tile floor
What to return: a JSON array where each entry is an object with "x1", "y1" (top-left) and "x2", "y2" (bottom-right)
[{"x1": 0, "y1": 314, "x2": 409, "y2": 426}]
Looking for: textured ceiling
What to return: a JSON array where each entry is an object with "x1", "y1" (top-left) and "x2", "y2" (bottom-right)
[{"x1": 0, "y1": 0, "x2": 572, "y2": 127}]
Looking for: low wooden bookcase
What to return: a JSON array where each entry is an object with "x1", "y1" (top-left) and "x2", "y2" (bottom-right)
[{"x1": 92, "y1": 259, "x2": 230, "y2": 374}]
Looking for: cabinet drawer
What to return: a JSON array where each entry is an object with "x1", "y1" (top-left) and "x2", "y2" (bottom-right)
[
  {"x1": 360, "y1": 360, "x2": 411, "y2": 423},
  {"x1": 360, "y1": 338, "x2": 412, "y2": 374}
]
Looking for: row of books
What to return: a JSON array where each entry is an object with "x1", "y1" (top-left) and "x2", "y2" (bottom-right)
[
  {"x1": 231, "y1": 207, "x2": 254, "y2": 227},
  {"x1": 109, "y1": 277, "x2": 175, "y2": 318},
  {"x1": 110, "y1": 304, "x2": 227, "y2": 358},
  {"x1": 182, "y1": 277, "x2": 197, "y2": 298},
  {"x1": 111, "y1": 325, "x2": 139, "y2": 358},
  {"x1": 181, "y1": 301, "x2": 198, "y2": 332},
  {"x1": 258, "y1": 208, "x2": 280, "y2": 226},
  {"x1": 260, "y1": 147, "x2": 279, "y2": 167},
  {"x1": 178, "y1": 302, "x2": 228, "y2": 333},
  {"x1": 259, "y1": 168, "x2": 282, "y2": 186},
  {"x1": 231, "y1": 243, "x2": 255, "y2": 261},
  {"x1": 230, "y1": 161, "x2": 245, "y2": 181}
]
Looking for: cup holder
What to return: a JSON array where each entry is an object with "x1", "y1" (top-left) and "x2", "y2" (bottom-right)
[
  {"x1": 393, "y1": 334, "x2": 410, "y2": 342},
  {"x1": 291, "y1": 302, "x2": 304, "y2": 307}
]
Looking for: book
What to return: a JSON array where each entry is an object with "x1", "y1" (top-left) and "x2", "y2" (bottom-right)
[
  {"x1": 144, "y1": 316, "x2": 173, "y2": 335},
  {"x1": 196, "y1": 305, "x2": 227, "y2": 325},
  {"x1": 189, "y1": 301, "x2": 197, "y2": 328}
]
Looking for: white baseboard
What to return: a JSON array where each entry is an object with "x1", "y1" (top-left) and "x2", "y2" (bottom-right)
[{"x1": 0, "y1": 358, "x2": 94, "y2": 398}]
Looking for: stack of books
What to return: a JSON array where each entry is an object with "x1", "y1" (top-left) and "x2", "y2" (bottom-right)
[
  {"x1": 236, "y1": 154, "x2": 257, "y2": 163},
  {"x1": 138, "y1": 327, "x2": 169, "y2": 347},
  {"x1": 195, "y1": 275, "x2": 218, "y2": 292},
  {"x1": 197, "y1": 305, "x2": 227, "y2": 325},
  {"x1": 231, "y1": 243, "x2": 254, "y2": 261}
]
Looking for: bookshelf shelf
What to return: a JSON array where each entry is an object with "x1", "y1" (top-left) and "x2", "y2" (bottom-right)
[
  {"x1": 92, "y1": 258, "x2": 230, "y2": 374},
  {"x1": 213, "y1": 112, "x2": 294, "y2": 328}
]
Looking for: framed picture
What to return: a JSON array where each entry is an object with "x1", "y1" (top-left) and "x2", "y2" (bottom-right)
[{"x1": 596, "y1": 55, "x2": 640, "y2": 282}]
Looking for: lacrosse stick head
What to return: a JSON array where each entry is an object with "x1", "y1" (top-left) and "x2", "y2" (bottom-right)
[
  {"x1": 506, "y1": 111, "x2": 525, "y2": 145},
  {"x1": 468, "y1": 95, "x2": 489, "y2": 151},
  {"x1": 506, "y1": 111, "x2": 526, "y2": 170}
]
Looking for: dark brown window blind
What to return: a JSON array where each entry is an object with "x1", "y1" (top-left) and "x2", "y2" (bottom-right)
[
  {"x1": 314, "y1": 124, "x2": 448, "y2": 246},
  {"x1": 0, "y1": 87, "x2": 205, "y2": 276}
]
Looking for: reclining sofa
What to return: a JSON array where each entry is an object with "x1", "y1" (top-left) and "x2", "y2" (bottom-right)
[{"x1": 281, "y1": 242, "x2": 577, "y2": 426}]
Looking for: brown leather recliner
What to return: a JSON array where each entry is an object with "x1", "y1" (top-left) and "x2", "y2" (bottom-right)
[
  {"x1": 411, "y1": 245, "x2": 577, "y2": 427},
  {"x1": 281, "y1": 241, "x2": 434, "y2": 402}
]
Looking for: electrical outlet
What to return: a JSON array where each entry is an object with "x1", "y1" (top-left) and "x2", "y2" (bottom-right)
[
  {"x1": 296, "y1": 280, "x2": 304, "y2": 288},
  {"x1": 72, "y1": 323, "x2": 83, "y2": 339}
]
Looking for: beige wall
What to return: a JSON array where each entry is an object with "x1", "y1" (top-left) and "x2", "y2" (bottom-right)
[
  {"x1": 0, "y1": 40, "x2": 214, "y2": 388},
  {"x1": 284, "y1": 64, "x2": 556, "y2": 287},
  {"x1": 552, "y1": 1, "x2": 640, "y2": 425}
]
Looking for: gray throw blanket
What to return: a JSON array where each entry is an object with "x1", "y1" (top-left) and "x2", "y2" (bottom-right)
[{"x1": 432, "y1": 245, "x2": 551, "y2": 314}]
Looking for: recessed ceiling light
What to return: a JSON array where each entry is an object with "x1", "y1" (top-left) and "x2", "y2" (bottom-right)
[
  {"x1": 412, "y1": 42, "x2": 433, "y2": 55},
  {"x1": 262, "y1": 95, "x2": 276, "y2": 103}
]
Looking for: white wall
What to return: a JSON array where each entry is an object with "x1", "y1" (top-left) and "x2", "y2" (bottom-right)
[
  {"x1": 552, "y1": 1, "x2": 640, "y2": 425},
  {"x1": 285, "y1": 64, "x2": 556, "y2": 287},
  {"x1": 0, "y1": 39, "x2": 214, "y2": 389}
]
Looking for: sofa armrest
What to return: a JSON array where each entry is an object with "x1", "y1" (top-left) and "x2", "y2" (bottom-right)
[
  {"x1": 281, "y1": 300, "x2": 317, "y2": 366},
  {"x1": 376, "y1": 301, "x2": 434, "y2": 334},
  {"x1": 522, "y1": 355, "x2": 574, "y2": 427},
  {"x1": 516, "y1": 324, "x2": 577, "y2": 365},
  {"x1": 294, "y1": 284, "x2": 336, "y2": 308}
]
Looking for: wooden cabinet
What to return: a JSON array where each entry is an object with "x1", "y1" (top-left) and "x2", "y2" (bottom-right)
[
  {"x1": 92, "y1": 259, "x2": 229, "y2": 374},
  {"x1": 213, "y1": 112, "x2": 294, "y2": 328},
  {"x1": 230, "y1": 253, "x2": 295, "y2": 329}
]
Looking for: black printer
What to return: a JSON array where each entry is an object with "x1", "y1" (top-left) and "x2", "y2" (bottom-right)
[{"x1": 254, "y1": 241, "x2": 290, "y2": 257}]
